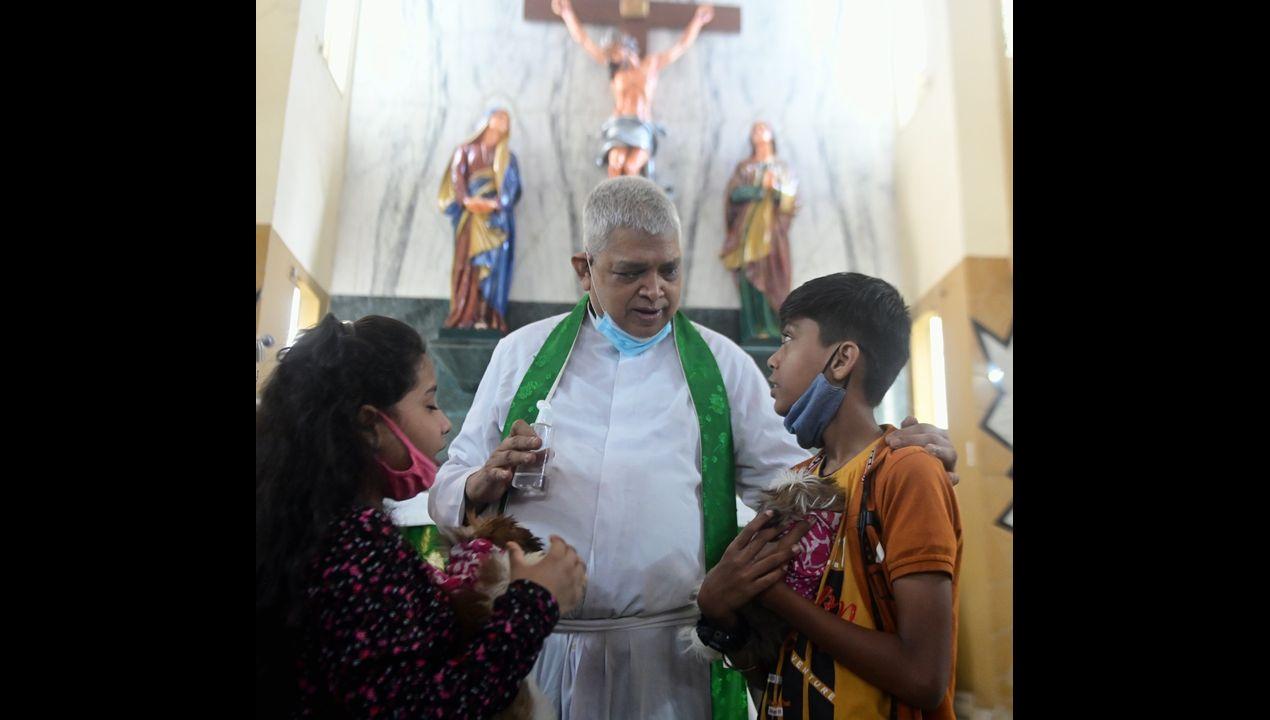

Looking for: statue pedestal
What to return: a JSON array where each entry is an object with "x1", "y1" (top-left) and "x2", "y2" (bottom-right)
[
  {"x1": 430, "y1": 327, "x2": 503, "y2": 394},
  {"x1": 427, "y1": 328, "x2": 505, "y2": 463}
]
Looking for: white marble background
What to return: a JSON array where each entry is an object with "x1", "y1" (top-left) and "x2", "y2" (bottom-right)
[{"x1": 332, "y1": 0, "x2": 900, "y2": 309}]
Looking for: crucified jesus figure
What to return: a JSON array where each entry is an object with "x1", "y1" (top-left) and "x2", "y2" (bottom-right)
[{"x1": 552, "y1": 0, "x2": 714, "y2": 178}]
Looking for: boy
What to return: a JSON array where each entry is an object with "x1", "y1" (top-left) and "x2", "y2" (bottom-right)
[{"x1": 696, "y1": 272, "x2": 963, "y2": 719}]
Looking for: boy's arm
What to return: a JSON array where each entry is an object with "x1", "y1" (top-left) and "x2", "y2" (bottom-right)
[{"x1": 758, "y1": 573, "x2": 952, "y2": 710}]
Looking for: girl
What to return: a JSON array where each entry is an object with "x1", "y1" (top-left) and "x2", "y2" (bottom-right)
[{"x1": 256, "y1": 314, "x2": 586, "y2": 718}]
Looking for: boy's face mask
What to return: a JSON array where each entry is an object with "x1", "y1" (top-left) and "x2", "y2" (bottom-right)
[{"x1": 782, "y1": 344, "x2": 850, "y2": 449}]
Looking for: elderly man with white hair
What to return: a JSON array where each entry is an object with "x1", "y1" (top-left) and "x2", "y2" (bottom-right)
[{"x1": 429, "y1": 176, "x2": 957, "y2": 719}]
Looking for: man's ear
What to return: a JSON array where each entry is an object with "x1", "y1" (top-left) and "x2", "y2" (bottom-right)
[{"x1": 571, "y1": 252, "x2": 592, "y2": 292}]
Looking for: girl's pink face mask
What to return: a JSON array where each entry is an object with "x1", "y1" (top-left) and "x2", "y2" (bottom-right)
[{"x1": 373, "y1": 408, "x2": 438, "y2": 500}]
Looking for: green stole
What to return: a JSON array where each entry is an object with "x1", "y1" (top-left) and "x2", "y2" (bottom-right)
[
  {"x1": 400, "y1": 524, "x2": 448, "y2": 571},
  {"x1": 496, "y1": 295, "x2": 747, "y2": 720}
]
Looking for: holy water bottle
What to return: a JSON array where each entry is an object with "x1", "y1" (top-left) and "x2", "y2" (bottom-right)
[{"x1": 511, "y1": 400, "x2": 553, "y2": 496}]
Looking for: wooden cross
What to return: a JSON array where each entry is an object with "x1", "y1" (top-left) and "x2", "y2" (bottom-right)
[{"x1": 523, "y1": 0, "x2": 741, "y2": 58}]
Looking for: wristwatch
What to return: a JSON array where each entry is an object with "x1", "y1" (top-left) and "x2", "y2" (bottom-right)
[{"x1": 695, "y1": 616, "x2": 749, "y2": 654}]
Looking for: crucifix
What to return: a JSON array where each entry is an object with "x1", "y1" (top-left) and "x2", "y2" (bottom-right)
[
  {"x1": 524, "y1": 0, "x2": 740, "y2": 62},
  {"x1": 524, "y1": 0, "x2": 741, "y2": 178}
]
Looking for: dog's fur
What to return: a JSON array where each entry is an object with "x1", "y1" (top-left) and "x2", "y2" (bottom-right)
[
  {"x1": 683, "y1": 467, "x2": 847, "y2": 689},
  {"x1": 441, "y1": 512, "x2": 554, "y2": 720}
]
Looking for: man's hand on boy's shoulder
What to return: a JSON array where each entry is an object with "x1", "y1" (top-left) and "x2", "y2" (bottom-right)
[{"x1": 888, "y1": 417, "x2": 959, "y2": 486}]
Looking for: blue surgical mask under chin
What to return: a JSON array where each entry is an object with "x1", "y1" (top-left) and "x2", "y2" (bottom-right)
[
  {"x1": 782, "y1": 346, "x2": 850, "y2": 449},
  {"x1": 594, "y1": 309, "x2": 672, "y2": 357},
  {"x1": 587, "y1": 257, "x2": 673, "y2": 357}
]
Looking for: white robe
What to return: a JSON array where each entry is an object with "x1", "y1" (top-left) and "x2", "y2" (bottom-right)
[{"x1": 430, "y1": 310, "x2": 809, "y2": 720}]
